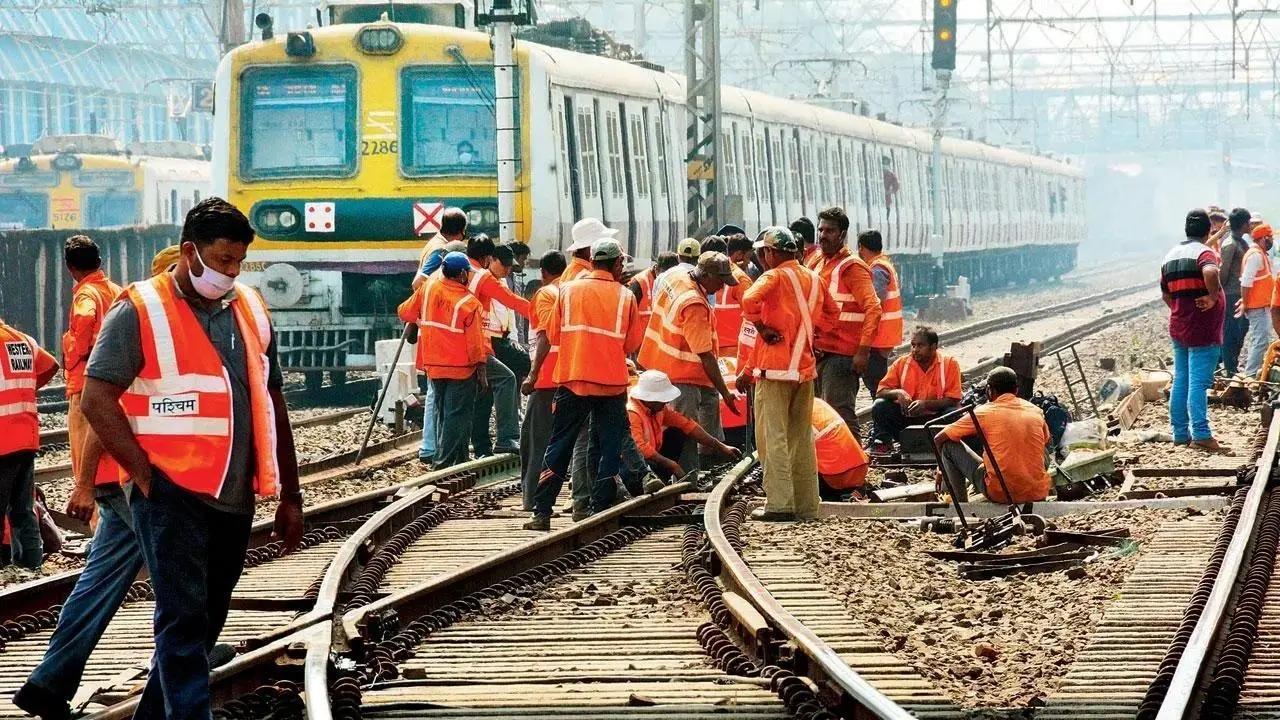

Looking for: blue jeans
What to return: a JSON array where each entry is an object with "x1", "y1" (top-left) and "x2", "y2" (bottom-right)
[
  {"x1": 418, "y1": 376, "x2": 436, "y2": 460},
  {"x1": 470, "y1": 354, "x2": 519, "y2": 455},
  {"x1": 0, "y1": 450, "x2": 40, "y2": 568},
  {"x1": 1171, "y1": 341, "x2": 1220, "y2": 443},
  {"x1": 1244, "y1": 307, "x2": 1273, "y2": 377},
  {"x1": 432, "y1": 376, "x2": 479, "y2": 468},
  {"x1": 129, "y1": 473, "x2": 252, "y2": 720},
  {"x1": 1222, "y1": 295, "x2": 1247, "y2": 373},
  {"x1": 25, "y1": 492, "x2": 142, "y2": 701},
  {"x1": 534, "y1": 389, "x2": 628, "y2": 518}
]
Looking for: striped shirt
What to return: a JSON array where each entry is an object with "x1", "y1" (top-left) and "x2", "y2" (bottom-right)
[{"x1": 1160, "y1": 240, "x2": 1224, "y2": 347}]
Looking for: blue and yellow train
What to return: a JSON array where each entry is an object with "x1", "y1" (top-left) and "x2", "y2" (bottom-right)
[{"x1": 212, "y1": 2, "x2": 1085, "y2": 373}]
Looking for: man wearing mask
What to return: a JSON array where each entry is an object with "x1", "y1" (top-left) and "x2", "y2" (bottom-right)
[
  {"x1": 80, "y1": 197, "x2": 304, "y2": 720},
  {"x1": 1219, "y1": 207, "x2": 1252, "y2": 375},
  {"x1": 1238, "y1": 223, "x2": 1275, "y2": 377}
]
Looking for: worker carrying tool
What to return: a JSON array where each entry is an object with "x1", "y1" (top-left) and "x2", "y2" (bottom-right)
[
  {"x1": 738, "y1": 226, "x2": 837, "y2": 522},
  {"x1": 528, "y1": 239, "x2": 645, "y2": 531},
  {"x1": 869, "y1": 326, "x2": 962, "y2": 450},
  {"x1": 932, "y1": 367, "x2": 1052, "y2": 504},
  {"x1": 622, "y1": 370, "x2": 742, "y2": 490},
  {"x1": 398, "y1": 251, "x2": 490, "y2": 469},
  {"x1": 78, "y1": 197, "x2": 303, "y2": 720},
  {"x1": 638, "y1": 251, "x2": 741, "y2": 474},
  {"x1": 811, "y1": 397, "x2": 870, "y2": 501}
]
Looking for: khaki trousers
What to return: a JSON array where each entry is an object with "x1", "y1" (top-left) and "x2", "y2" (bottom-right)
[{"x1": 753, "y1": 378, "x2": 819, "y2": 519}]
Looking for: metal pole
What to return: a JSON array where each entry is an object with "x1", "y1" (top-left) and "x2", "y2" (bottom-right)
[
  {"x1": 929, "y1": 68, "x2": 950, "y2": 294},
  {"x1": 493, "y1": 1, "x2": 518, "y2": 245},
  {"x1": 356, "y1": 323, "x2": 412, "y2": 464}
]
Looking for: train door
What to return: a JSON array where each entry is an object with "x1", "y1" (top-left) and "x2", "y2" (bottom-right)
[
  {"x1": 569, "y1": 96, "x2": 605, "y2": 233},
  {"x1": 640, "y1": 105, "x2": 662, "y2": 260},
  {"x1": 599, "y1": 102, "x2": 629, "y2": 242},
  {"x1": 653, "y1": 100, "x2": 679, "y2": 248},
  {"x1": 754, "y1": 129, "x2": 770, "y2": 230},
  {"x1": 555, "y1": 92, "x2": 580, "y2": 241},
  {"x1": 620, "y1": 102, "x2": 655, "y2": 259},
  {"x1": 764, "y1": 127, "x2": 781, "y2": 227},
  {"x1": 739, "y1": 121, "x2": 759, "y2": 234}
]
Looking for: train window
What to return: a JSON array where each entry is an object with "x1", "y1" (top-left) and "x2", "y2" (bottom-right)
[
  {"x1": 653, "y1": 115, "x2": 670, "y2": 198},
  {"x1": 816, "y1": 140, "x2": 829, "y2": 208},
  {"x1": 831, "y1": 142, "x2": 844, "y2": 208},
  {"x1": 402, "y1": 66, "x2": 517, "y2": 176},
  {"x1": 240, "y1": 65, "x2": 357, "y2": 180},
  {"x1": 721, "y1": 130, "x2": 737, "y2": 196},
  {"x1": 629, "y1": 114, "x2": 650, "y2": 199},
  {"x1": 554, "y1": 110, "x2": 571, "y2": 199},
  {"x1": 0, "y1": 192, "x2": 50, "y2": 230},
  {"x1": 802, "y1": 137, "x2": 814, "y2": 206},
  {"x1": 756, "y1": 134, "x2": 769, "y2": 209},
  {"x1": 770, "y1": 133, "x2": 784, "y2": 208},
  {"x1": 576, "y1": 107, "x2": 600, "y2": 199},
  {"x1": 604, "y1": 110, "x2": 624, "y2": 199},
  {"x1": 787, "y1": 135, "x2": 801, "y2": 203},
  {"x1": 742, "y1": 127, "x2": 756, "y2": 200},
  {"x1": 170, "y1": 189, "x2": 179, "y2": 224},
  {"x1": 86, "y1": 192, "x2": 141, "y2": 228}
]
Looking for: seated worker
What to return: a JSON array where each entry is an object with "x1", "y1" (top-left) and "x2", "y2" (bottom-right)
[
  {"x1": 812, "y1": 397, "x2": 870, "y2": 501},
  {"x1": 622, "y1": 370, "x2": 742, "y2": 492},
  {"x1": 869, "y1": 326, "x2": 961, "y2": 448},
  {"x1": 932, "y1": 367, "x2": 1052, "y2": 504}
]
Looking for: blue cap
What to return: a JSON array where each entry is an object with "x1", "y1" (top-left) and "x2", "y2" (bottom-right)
[{"x1": 442, "y1": 251, "x2": 471, "y2": 275}]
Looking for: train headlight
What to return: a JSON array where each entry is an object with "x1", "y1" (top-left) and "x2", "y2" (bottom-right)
[
  {"x1": 358, "y1": 26, "x2": 402, "y2": 55},
  {"x1": 467, "y1": 208, "x2": 484, "y2": 227},
  {"x1": 254, "y1": 205, "x2": 300, "y2": 234},
  {"x1": 261, "y1": 210, "x2": 279, "y2": 230},
  {"x1": 51, "y1": 153, "x2": 81, "y2": 171},
  {"x1": 285, "y1": 31, "x2": 316, "y2": 58},
  {"x1": 278, "y1": 209, "x2": 297, "y2": 228}
]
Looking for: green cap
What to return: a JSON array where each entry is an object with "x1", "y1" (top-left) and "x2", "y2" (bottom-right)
[
  {"x1": 592, "y1": 239, "x2": 624, "y2": 261},
  {"x1": 754, "y1": 226, "x2": 800, "y2": 253}
]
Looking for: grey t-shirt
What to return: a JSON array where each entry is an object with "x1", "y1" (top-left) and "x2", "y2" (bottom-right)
[
  {"x1": 1220, "y1": 235, "x2": 1249, "y2": 298},
  {"x1": 871, "y1": 264, "x2": 891, "y2": 301},
  {"x1": 86, "y1": 283, "x2": 283, "y2": 515}
]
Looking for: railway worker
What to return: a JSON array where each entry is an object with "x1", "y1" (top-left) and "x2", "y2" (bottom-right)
[
  {"x1": 724, "y1": 230, "x2": 758, "y2": 279},
  {"x1": 790, "y1": 217, "x2": 818, "y2": 265},
  {"x1": 526, "y1": 239, "x2": 645, "y2": 531},
  {"x1": 700, "y1": 237, "x2": 755, "y2": 357},
  {"x1": 520, "y1": 250, "x2": 567, "y2": 511},
  {"x1": 508, "y1": 241, "x2": 533, "y2": 345},
  {"x1": 739, "y1": 226, "x2": 836, "y2": 522},
  {"x1": 399, "y1": 251, "x2": 490, "y2": 469},
  {"x1": 412, "y1": 206, "x2": 467, "y2": 291},
  {"x1": 621, "y1": 370, "x2": 742, "y2": 489},
  {"x1": 1219, "y1": 207, "x2": 1252, "y2": 375},
  {"x1": 483, "y1": 243, "x2": 531, "y2": 401},
  {"x1": 1162, "y1": 209, "x2": 1226, "y2": 452},
  {"x1": 811, "y1": 397, "x2": 870, "y2": 502},
  {"x1": 78, "y1": 197, "x2": 304, "y2": 720},
  {"x1": 858, "y1": 229, "x2": 903, "y2": 396},
  {"x1": 1238, "y1": 223, "x2": 1275, "y2": 377},
  {"x1": 868, "y1": 326, "x2": 962, "y2": 450},
  {"x1": 563, "y1": 218, "x2": 612, "y2": 282},
  {"x1": 676, "y1": 238, "x2": 702, "y2": 269},
  {"x1": 415, "y1": 236, "x2": 469, "y2": 468},
  {"x1": 638, "y1": 252, "x2": 741, "y2": 474},
  {"x1": 807, "y1": 207, "x2": 882, "y2": 435},
  {"x1": 933, "y1": 367, "x2": 1051, "y2": 504},
  {"x1": 629, "y1": 251, "x2": 679, "y2": 327},
  {"x1": 60, "y1": 235, "x2": 122, "y2": 522},
  {"x1": 0, "y1": 318, "x2": 58, "y2": 571},
  {"x1": 464, "y1": 234, "x2": 530, "y2": 457}
]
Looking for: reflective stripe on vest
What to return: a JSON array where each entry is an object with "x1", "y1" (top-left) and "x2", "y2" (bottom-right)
[
  {"x1": 419, "y1": 287, "x2": 472, "y2": 334},
  {"x1": 642, "y1": 271, "x2": 712, "y2": 368},
  {"x1": 900, "y1": 356, "x2": 948, "y2": 396},
  {"x1": 636, "y1": 270, "x2": 656, "y2": 318},
  {"x1": 814, "y1": 415, "x2": 845, "y2": 442},
  {"x1": 553, "y1": 276, "x2": 634, "y2": 387},
  {"x1": 119, "y1": 275, "x2": 279, "y2": 498},
  {"x1": 871, "y1": 256, "x2": 904, "y2": 347},
  {"x1": 755, "y1": 266, "x2": 818, "y2": 382},
  {"x1": 560, "y1": 284, "x2": 628, "y2": 339}
]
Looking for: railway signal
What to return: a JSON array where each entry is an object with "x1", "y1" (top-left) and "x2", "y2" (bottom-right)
[{"x1": 932, "y1": 0, "x2": 958, "y2": 71}]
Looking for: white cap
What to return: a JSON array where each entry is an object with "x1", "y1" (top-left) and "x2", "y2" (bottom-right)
[
  {"x1": 567, "y1": 217, "x2": 618, "y2": 252},
  {"x1": 631, "y1": 369, "x2": 682, "y2": 403}
]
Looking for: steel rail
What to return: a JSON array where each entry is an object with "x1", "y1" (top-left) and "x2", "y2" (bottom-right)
[
  {"x1": 37, "y1": 406, "x2": 370, "y2": 450},
  {"x1": 704, "y1": 456, "x2": 916, "y2": 720},
  {"x1": 1154, "y1": 407, "x2": 1280, "y2": 718}
]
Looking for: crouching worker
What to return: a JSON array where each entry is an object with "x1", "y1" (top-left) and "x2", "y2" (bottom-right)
[
  {"x1": 622, "y1": 370, "x2": 741, "y2": 494},
  {"x1": 932, "y1": 367, "x2": 1052, "y2": 504},
  {"x1": 812, "y1": 397, "x2": 870, "y2": 501}
]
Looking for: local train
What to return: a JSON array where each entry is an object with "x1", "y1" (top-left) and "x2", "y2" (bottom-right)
[
  {"x1": 0, "y1": 135, "x2": 210, "y2": 231},
  {"x1": 212, "y1": 6, "x2": 1085, "y2": 375}
]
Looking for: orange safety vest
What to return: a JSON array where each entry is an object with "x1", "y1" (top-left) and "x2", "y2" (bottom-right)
[
  {"x1": 869, "y1": 255, "x2": 904, "y2": 350},
  {"x1": 417, "y1": 276, "x2": 487, "y2": 377},
  {"x1": 562, "y1": 255, "x2": 593, "y2": 283},
  {"x1": 117, "y1": 272, "x2": 279, "y2": 498},
  {"x1": 712, "y1": 264, "x2": 751, "y2": 356},
  {"x1": 748, "y1": 262, "x2": 822, "y2": 382},
  {"x1": 63, "y1": 270, "x2": 122, "y2": 396},
  {"x1": 632, "y1": 267, "x2": 657, "y2": 322},
  {"x1": 553, "y1": 272, "x2": 638, "y2": 388},
  {"x1": 0, "y1": 324, "x2": 41, "y2": 455},
  {"x1": 806, "y1": 247, "x2": 874, "y2": 355},
  {"x1": 812, "y1": 397, "x2": 868, "y2": 484},
  {"x1": 639, "y1": 269, "x2": 716, "y2": 386},
  {"x1": 531, "y1": 280, "x2": 561, "y2": 391},
  {"x1": 1244, "y1": 246, "x2": 1275, "y2": 311}
]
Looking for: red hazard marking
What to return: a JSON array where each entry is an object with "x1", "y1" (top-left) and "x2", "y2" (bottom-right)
[
  {"x1": 324, "y1": 222, "x2": 332, "y2": 229},
  {"x1": 413, "y1": 202, "x2": 445, "y2": 236},
  {"x1": 309, "y1": 222, "x2": 316, "y2": 229}
]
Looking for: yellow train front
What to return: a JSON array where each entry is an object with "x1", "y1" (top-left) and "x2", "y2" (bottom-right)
[{"x1": 212, "y1": 16, "x2": 531, "y2": 376}]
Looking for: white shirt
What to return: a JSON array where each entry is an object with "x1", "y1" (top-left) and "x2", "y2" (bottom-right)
[{"x1": 1241, "y1": 244, "x2": 1268, "y2": 288}]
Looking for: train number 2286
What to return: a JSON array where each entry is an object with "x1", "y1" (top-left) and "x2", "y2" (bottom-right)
[{"x1": 361, "y1": 140, "x2": 398, "y2": 156}]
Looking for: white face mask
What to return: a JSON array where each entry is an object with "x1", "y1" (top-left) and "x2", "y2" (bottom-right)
[{"x1": 189, "y1": 245, "x2": 236, "y2": 299}]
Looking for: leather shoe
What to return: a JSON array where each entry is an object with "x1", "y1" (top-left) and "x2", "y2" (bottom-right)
[
  {"x1": 13, "y1": 682, "x2": 70, "y2": 720},
  {"x1": 750, "y1": 507, "x2": 796, "y2": 522},
  {"x1": 523, "y1": 516, "x2": 550, "y2": 531}
]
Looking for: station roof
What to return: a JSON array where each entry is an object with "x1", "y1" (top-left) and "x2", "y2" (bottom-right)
[{"x1": 0, "y1": 33, "x2": 213, "y2": 95}]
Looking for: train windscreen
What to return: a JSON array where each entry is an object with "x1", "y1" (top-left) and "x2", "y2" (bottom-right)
[
  {"x1": 401, "y1": 66, "x2": 513, "y2": 176},
  {"x1": 240, "y1": 66, "x2": 357, "y2": 180},
  {"x1": 85, "y1": 192, "x2": 141, "y2": 228},
  {"x1": 0, "y1": 192, "x2": 49, "y2": 230}
]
